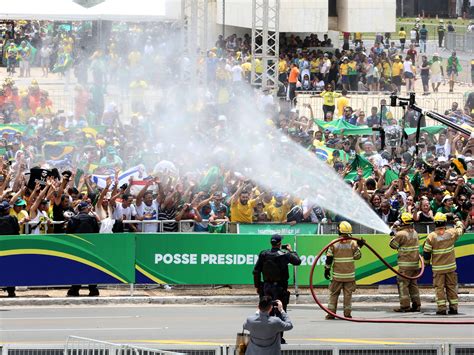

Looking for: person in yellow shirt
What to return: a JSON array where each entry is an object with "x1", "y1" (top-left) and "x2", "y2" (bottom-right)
[
  {"x1": 391, "y1": 56, "x2": 404, "y2": 93},
  {"x1": 337, "y1": 89, "x2": 350, "y2": 116},
  {"x1": 10, "y1": 198, "x2": 29, "y2": 234},
  {"x1": 268, "y1": 193, "x2": 291, "y2": 223},
  {"x1": 278, "y1": 56, "x2": 288, "y2": 83},
  {"x1": 320, "y1": 83, "x2": 341, "y2": 119},
  {"x1": 310, "y1": 56, "x2": 320, "y2": 80},
  {"x1": 399, "y1": 26, "x2": 407, "y2": 51},
  {"x1": 354, "y1": 32, "x2": 362, "y2": 47},
  {"x1": 241, "y1": 59, "x2": 252, "y2": 82},
  {"x1": 230, "y1": 183, "x2": 264, "y2": 223},
  {"x1": 339, "y1": 57, "x2": 350, "y2": 90}
]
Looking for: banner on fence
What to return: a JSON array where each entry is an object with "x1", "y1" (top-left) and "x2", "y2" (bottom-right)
[
  {"x1": 237, "y1": 223, "x2": 318, "y2": 235},
  {"x1": 0, "y1": 233, "x2": 473, "y2": 287},
  {"x1": 135, "y1": 234, "x2": 296, "y2": 285},
  {"x1": 0, "y1": 234, "x2": 135, "y2": 286}
]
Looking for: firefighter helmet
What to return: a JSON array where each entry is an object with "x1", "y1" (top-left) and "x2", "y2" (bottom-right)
[
  {"x1": 400, "y1": 212, "x2": 414, "y2": 225},
  {"x1": 338, "y1": 221, "x2": 353, "y2": 235},
  {"x1": 434, "y1": 212, "x2": 447, "y2": 226}
]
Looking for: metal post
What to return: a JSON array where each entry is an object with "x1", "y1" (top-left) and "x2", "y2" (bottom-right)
[
  {"x1": 181, "y1": 0, "x2": 208, "y2": 86},
  {"x1": 251, "y1": 0, "x2": 280, "y2": 92},
  {"x1": 222, "y1": 0, "x2": 225, "y2": 37}
]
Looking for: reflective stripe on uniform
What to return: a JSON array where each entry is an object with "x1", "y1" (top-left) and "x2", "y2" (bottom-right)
[
  {"x1": 432, "y1": 246, "x2": 454, "y2": 255},
  {"x1": 399, "y1": 246, "x2": 420, "y2": 252},
  {"x1": 333, "y1": 272, "x2": 355, "y2": 279},
  {"x1": 334, "y1": 257, "x2": 354, "y2": 263},
  {"x1": 423, "y1": 243, "x2": 433, "y2": 252},
  {"x1": 398, "y1": 261, "x2": 419, "y2": 267},
  {"x1": 432, "y1": 262, "x2": 457, "y2": 271}
]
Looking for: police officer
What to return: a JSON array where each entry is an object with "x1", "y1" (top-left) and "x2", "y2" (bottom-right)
[
  {"x1": 253, "y1": 234, "x2": 301, "y2": 344},
  {"x1": 423, "y1": 212, "x2": 464, "y2": 315},
  {"x1": 324, "y1": 221, "x2": 364, "y2": 319},
  {"x1": 253, "y1": 234, "x2": 301, "y2": 310},
  {"x1": 0, "y1": 200, "x2": 19, "y2": 297},
  {"x1": 389, "y1": 212, "x2": 421, "y2": 312},
  {"x1": 437, "y1": 20, "x2": 446, "y2": 47},
  {"x1": 66, "y1": 201, "x2": 100, "y2": 297}
]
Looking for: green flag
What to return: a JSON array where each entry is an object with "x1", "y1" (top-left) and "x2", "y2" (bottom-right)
[
  {"x1": 314, "y1": 119, "x2": 374, "y2": 136},
  {"x1": 344, "y1": 154, "x2": 373, "y2": 182},
  {"x1": 384, "y1": 169, "x2": 399, "y2": 186}
]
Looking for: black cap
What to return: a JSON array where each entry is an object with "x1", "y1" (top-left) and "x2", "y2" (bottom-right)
[{"x1": 270, "y1": 234, "x2": 283, "y2": 245}]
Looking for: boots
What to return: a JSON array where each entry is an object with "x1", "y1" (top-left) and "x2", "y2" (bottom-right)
[
  {"x1": 448, "y1": 308, "x2": 458, "y2": 315},
  {"x1": 393, "y1": 307, "x2": 411, "y2": 312}
]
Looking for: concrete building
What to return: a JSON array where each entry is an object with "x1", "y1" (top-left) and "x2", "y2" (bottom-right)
[{"x1": 165, "y1": 0, "x2": 396, "y2": 46}]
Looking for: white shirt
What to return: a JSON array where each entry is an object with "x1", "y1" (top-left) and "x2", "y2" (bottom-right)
[
  {"x1": 410, "y1": 30, "x2": 417, "y2": 40},
  {"x1": 113, "y1": 202, "x2": 137, "y2": 221},
  {"x1": 403, "y1": 60, "x2": 413, "y2": 73},
  {"x1": 231, "y1": 65, "x2": 243, "y2": 82},
  {"x1": 135, "y1": 200, "x2": 159, "y2": 233}
]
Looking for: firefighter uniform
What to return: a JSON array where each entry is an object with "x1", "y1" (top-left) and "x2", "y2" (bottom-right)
[
  {"x1": 389, "y1": 213, "x2": 421, "y2": 312},
  {"x1": 325, "y1": 221, "x2": 362, "y2": 319},
  {"x1": 423, "y1": 213, "x2": 464, "y2": 315}
]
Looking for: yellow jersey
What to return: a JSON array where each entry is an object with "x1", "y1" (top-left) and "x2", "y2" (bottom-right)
[
  {"x1": 268, "y1": 203, "x2": 291, "y2": 223},
  {"x1": 399, "y1": 30, "x2": 406, "y2": 39},
  {"x1": 340, "y1": 63, "x2": 349, "y2": 75},
  {"x1": 320, "y1": 91, "x2": 341, "y2": 106},
  {"x1": 337, "y1": 96, "x2": 350, "y2": 116},
  {"x1": 278, "y1": 60, "x2": 288, "y2": 74},
  {"x1": 230, "y1": 199, "x2": 257, "y2": 223},
  {"x1": 392, "y1": 62, "x2": 403, "y2": 76}
]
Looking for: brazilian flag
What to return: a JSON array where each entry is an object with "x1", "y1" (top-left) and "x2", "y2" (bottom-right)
[
  {"x1": 0, "y1": 124, "x2": 27, "y2": 140},
  {"x1": 43, "y1": 141, "x2": 75, "y2": 160}
]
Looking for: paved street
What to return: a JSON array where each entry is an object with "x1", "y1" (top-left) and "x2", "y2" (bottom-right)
[{"x1": 0, "y1": 304, "x2": 473, "y2": 346}]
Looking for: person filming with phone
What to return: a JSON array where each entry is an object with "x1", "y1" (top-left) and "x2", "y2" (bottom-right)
[{"x1": 243, "y1": 296, "x2": 293, "y2": 354}]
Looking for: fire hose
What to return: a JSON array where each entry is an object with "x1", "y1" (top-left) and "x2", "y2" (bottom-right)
[{"x1": 309, "y1": 236, "x2": 474, "y2": 324}]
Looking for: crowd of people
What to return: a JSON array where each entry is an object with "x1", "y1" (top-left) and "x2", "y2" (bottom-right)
[{"x1": 0, "y1": 19, "x2": 473, "y2": 242}]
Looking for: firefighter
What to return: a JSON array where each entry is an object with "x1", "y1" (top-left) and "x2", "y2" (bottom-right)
[
  {"x1": 324, "y1": 221, "x2": 364, "y2": 319},
  {"x1": 423, "y1": 212, "x2": 464, "y2": 315},
  {"x1": 389, "y1": 212, "x2": 421, "y2": 312}
]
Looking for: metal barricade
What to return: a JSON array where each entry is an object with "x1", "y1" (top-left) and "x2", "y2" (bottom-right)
[
  {"x1": 65, "y1": 336, "x2": 184, "y2": 355},
  {"x1": 122, "y1": 219, "x2": 228, "y2": 233},
  {"x1": 450, "y1": 343, "x2": 474, "y2": 355},
  {"x1": 226, "y1": 344, "x2": 445, "y2": 355}
]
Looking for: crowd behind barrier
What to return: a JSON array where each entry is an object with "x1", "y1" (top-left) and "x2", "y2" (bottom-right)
[{"x1": 1, "y1": 20, "x2": 474, "y2": 277}]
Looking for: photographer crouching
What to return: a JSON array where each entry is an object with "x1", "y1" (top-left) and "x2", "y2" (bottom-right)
[
  {"x1": 252, "y1": 234, "x2": 301, "y2": 344},
  {"x1": 243, "y1": 296, "x2": 293, "y2": 354}
]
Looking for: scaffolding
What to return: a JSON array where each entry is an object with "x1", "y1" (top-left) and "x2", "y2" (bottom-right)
[
  {"x1": 181, "y1": 0, "x2": 208, "y2": 86},
  {"x1": 251, "y1": 0, "x2": 280, "y2": 92}
]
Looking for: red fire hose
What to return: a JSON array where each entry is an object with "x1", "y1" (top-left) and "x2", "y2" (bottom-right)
[{"x1": 309, "y1": 236, "x2": 474, "y2": 324}]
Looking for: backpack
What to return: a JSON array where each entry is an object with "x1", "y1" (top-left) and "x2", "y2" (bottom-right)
[{"x1": 262, "y1": 252, "x2": 282, "y2": 282}]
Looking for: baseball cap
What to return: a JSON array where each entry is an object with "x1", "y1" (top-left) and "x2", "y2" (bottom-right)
[
  {"x1": 14, "y1": 199, "x2": 27, "y2": 207},
  {"x1": 78, "y1": 201, "x2": 90, "y2": 211},
  {"x1": 0, "y1": 200, "x2": 11, "y2": 211},
  {"x1": 442, "y1": 195, "x2": 453, "y2": 203},
  {"x1": 270, "y1": 234, "x2": 283, "y2": 245}
]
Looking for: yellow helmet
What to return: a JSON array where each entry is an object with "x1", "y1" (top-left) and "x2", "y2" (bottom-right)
[
  {"x1": 434, "y1": 212, "x2": 447, "y2": 224},
  {"x1": 400, "y1": 212, "x2": 414, "y2": 225},
  {"x1": 338, "y1": 221, "x2": 353, "y2": 235}
]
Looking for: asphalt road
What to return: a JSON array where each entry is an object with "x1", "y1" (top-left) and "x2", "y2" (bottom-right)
[{"x1": 0, "y1": 304, "x2": 473, "y2": 347}]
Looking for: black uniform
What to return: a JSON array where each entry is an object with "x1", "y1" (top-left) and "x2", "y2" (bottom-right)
[
  {"x1": 253, "y1": 246, "x2": 301, "y2": 311},
  {"x1": 0, "y1": 214, "x2": 19, "y2": 297},
  {"x1": 66, "y1": 212, "x2": 100, "y2": 233},
  {"x1": 66, "y1": 212, "x2": 100, "y2": 296}
]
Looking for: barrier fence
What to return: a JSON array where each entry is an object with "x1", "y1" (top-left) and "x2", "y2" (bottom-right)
[
  {"x1": 2, "y1": 341, "x2": 474, "y2": 355},
  {"x1": 445, "y1": 32, "x2": 474, "y2": 53},
  {"x1": 294, "y1": 93, "x2": 466, "y2": 124},
  {"x1": 1, "y1": 232, "x2": 473, "y2": 287}
]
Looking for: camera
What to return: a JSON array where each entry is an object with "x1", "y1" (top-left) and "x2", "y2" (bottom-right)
[
  {"x1": 281, "y1": 244, "x2": 289, "y2": 250},
  {"x1": 272, "y1": 301, "x2": 278, "y2": 307}
]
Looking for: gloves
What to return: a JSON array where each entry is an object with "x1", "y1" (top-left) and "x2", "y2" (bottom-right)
[
  {"x1": 357, "y1": 238, "x2": 366, "y2": 247},
  {"x1": 455, "y1": 220, "x2": 464, "y2": 229},
  {"x1": 324, "y1": 268, "x2": 331, "y2": 280}
]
